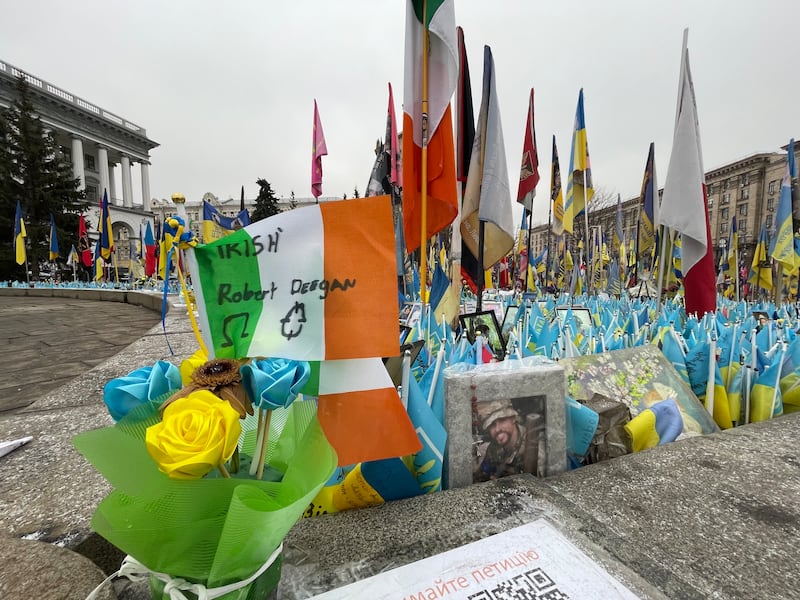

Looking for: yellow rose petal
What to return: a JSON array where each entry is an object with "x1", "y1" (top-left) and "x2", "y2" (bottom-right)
[{"x1": 146, "y1": 389, "x2": 241, "y2": 479}]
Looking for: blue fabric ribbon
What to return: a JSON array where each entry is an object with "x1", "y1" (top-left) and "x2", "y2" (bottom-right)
[
  {"x1": 102, "y1": 360, "x2": 182, "y2": 421},
  {"x1": 240, "y1": 358, "x2": 311, "y2": 410}
]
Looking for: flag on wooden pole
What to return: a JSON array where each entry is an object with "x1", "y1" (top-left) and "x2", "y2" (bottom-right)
[
  {"x1": 99, "y1": 189, "x2": 114, "y2": 260},
  {"x1": 562, "y1": 89, "x2": 594, "y2": 234},
  {"x1": 402, "y1": 0, "x2": 458, "y2": 254},
  {"x1": 78, "y1": 214, "x2": 92, "y2": 267},
  {"x1": 516, "y1": 88, "x2": 540, "y2": 212},
  {"x1": 455, "y1": 25, "x2": 480, "y2": 292},
  {"x1": 460, "y1": 45, "x2": 514, "y2": 269},
  {"x1": 550, "y1": 135, "x2": 564, "y2": 237},
  {"x1": 770, "y1": 139, "x2": 798, "y2": 272},
  {"x1": 48, "y1": 213, "x2": 59, "y2": 261}
]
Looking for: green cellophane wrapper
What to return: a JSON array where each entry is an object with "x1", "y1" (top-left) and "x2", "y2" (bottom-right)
[{"x1": 73, "y1": 397, "x2": 336, "y2": 598}]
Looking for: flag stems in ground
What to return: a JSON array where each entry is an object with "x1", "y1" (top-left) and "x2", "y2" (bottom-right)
[
  {"x1": 656, "y1": 226, "x2": 669, "y2": 314},
  {"x1": 582, "y1": 172, "x2": 591, "y2": 295},
  {"x1": 476, "y1": 220, "x2": 485, "y2": 311},
  {"x1": 705, "y1": 336, "x2": 716, "y2": 417},
  {"x1": 526, "y1": 207, "x2": 534, "y2": 290}
]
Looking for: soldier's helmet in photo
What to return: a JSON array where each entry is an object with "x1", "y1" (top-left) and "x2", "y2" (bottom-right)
[{"x1": 478, "y1": 399, "x2": 518, "y2": 431}]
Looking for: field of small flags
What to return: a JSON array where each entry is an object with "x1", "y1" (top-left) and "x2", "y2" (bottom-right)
[{"x1": 406, "y1": 292, "x2": 800, "y2": 433}]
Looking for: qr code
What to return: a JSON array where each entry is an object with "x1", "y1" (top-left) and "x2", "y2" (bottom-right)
[{"x1": 467, "y1": 568, "x2": 569, "y2": 600}]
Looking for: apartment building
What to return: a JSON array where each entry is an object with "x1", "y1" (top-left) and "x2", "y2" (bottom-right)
[{"x1": 528, "y1": 143, "x2": 797, "y2": 271}]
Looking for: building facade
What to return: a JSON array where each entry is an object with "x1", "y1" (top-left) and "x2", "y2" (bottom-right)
[
  {"x1": 150, "y1": 194, "x2": 338, "y2": 243},
  {"x1": 528, "y1": 144, "x2": 797, "y2": 274},
  {"x1": 0, "y1": 59, "x2": 159, "y2": 274}
]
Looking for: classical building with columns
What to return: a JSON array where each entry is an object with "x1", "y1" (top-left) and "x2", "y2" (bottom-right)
[{"x1": 0, "y1": 59, "x2": 158, "y2": 274}]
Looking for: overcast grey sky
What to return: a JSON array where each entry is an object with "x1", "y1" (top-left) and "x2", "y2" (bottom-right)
[{"x1": 1, "y1": 1, "x2": 797, "y2": 226}]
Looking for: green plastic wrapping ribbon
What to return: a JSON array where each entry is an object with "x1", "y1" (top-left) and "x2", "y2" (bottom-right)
[{"x1": 74, "y1": 397, "x2": 336, "y2": 596}]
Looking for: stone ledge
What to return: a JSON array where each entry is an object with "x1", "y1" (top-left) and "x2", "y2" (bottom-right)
[{"x1": 0, "y1": 287, "x2": 166, "y2": 313}]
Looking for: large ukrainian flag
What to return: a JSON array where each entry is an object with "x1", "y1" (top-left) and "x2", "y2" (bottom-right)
[
  {"x1": 562, "y1": 89, "x2": 594, "y2": 234},
  {"x1": 770, "y1": 139, "x2": 799, "y2": 272}
]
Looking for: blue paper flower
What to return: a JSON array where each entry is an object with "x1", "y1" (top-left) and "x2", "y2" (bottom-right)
[
  {"x1": 240, "y1": 358, "x2": 311, "y2": 410},
  {"x1": 103, "y1": 360, "x2": 183, "y2": 421}
]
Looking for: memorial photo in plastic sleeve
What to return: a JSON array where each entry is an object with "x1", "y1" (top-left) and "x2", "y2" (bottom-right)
[
  {"x1": 473, "y1": 395, "x2": 547, "y2": 482},
  {"x1": 405, "y1": 302, "x2": 423, "y2": 329},
  {"x1": 555, "y1": 306, "x2": 593, "y2": 337},
  {"x1": 459, "y1": 310, "x2": 505, "y2": 360},
  {"x1": 399, "y1": 302, "x2": 415, "y2": 325},
  {"x1": 501, "y1": 304, "x2": 521, "y2": 343}
]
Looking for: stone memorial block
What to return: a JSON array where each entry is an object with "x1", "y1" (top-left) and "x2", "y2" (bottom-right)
[
  {"x1": 443, "y1": 357, "x2": 567, "y2": 489},
  {"x1": 561, "y1": 344, "x2": 718, "y2": 436}
]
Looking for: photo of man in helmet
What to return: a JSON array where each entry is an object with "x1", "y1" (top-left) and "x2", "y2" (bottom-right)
[{"x1": 473, "y1": 396, "x2": 545, "y2": 482}]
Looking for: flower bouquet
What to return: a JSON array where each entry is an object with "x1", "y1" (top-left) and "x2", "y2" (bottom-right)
[{"x1": 75, "y1": 352, "x2": 337, "y2": 600}]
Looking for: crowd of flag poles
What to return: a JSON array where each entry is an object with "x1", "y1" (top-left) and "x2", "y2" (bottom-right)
[
  {"x1": 298, "y1": 1, "x2": 800, "y2": 448},
  {"x1": 9, "y1": 2, "x2": 800, "y2": 465}
]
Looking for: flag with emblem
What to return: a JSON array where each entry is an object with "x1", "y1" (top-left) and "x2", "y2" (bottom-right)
[{"x1": 516, "y1": 88, "x2": 540, "y2": 211}]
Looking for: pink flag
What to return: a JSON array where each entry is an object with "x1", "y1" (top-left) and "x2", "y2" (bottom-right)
[
  {"x1": 311, "y1": 99, "x2": 328, "y2": 199},
  {"x1": 386, "y1": 83, "x2": 401, "y2": 187}
]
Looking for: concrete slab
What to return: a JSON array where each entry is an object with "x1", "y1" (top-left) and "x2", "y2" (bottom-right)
[
  {"x1": 0, "y1": 536, "x2": 114, "y2": 600},
  {"x1": 3, "y1": 288, "x2": 800, "y2": 600}
]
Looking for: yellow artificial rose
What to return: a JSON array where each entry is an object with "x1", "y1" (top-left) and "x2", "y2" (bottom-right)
[
  {"x1": 179, "y1": 349, "x2": 208, "y2": 386},
  {"x1": 145, "y1": 389, "x2": 241, "y2": 479}
]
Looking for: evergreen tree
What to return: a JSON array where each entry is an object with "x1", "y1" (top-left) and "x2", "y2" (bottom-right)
[
  {"x1": 0, "y1": 77, "x2": 87, "y2": 280},
  {"x1": 251, "y1": 178, "x2": 281, "y2": 221}
]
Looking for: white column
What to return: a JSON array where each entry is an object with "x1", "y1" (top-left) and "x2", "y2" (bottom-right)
[
  {"x1": 121, "y1": 155, "x2": 134, "y2": 208},
  {"x1": 108, "y1": 163, "x2": 118, "y2": 204},
  {"x1": 140, "y1": 162, "x2": 151, "y2": 208},
  {"x1": 71, "y1": 138, "x2": 85, "y2": 192},
  {"x1": 98, "y1": 147, "x2": 110, "y2": 202}
]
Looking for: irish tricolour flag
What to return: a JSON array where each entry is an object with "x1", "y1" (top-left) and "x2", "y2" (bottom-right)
[
  {"x1": 192, "y1": 196, "x2": 399, "y2": 361},
  {"x1": 303, "y1": 358, "x2": 421, "y2": 466}
]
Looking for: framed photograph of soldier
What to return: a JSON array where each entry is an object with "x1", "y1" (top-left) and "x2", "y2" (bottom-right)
[
  {"x1": 472, "y1": 395, "x2": 547, "y2": 482},
  {"x1": 443, "y1": 358, "x2": 568, "y2": 489},
  {"x1": 402, "y1": 302, "x2": 423, "y2": 329},
  {"x1": 459, "y1": 310, "x2": 505, "y2": 360},
  {"x1": 501, "y1": 304, "x2": 522, "y2": 343},
  {"x1": 399, "y1": 302, "x2": 420, "y2": 326},
  {"x1": 482, "y1": 300, "x2": 505, "y2": 326},
  {"x1": 555, "y1": 306, "x2": 593, "y2": 338}
]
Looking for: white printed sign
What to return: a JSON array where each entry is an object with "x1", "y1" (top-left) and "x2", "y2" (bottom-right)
[{"x1": 311, "y1": 519, "x2": 640, "y2": 600}]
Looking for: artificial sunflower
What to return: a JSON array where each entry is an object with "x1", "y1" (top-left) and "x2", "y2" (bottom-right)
[{"x1": 163, "y1": 358, "x2": 253, "y2": 419}]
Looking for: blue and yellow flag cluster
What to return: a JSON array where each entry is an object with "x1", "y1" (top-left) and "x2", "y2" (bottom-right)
[
  {"x1": 637, "y1": 143, "x2": 657, "y2": 264},
  {"x1": 201, "y1": 200, "x2": 251, "y2": 243},
  {"x1": 750, "y1": 222, "x2": 772, "y2": 292},
  {"x1": 48, "y1": 214, "x2": 59, "y2": 261},
  {"x1": 14, "y1": 200, "x2": 26, "y2": 266},
  {"x1": 770, "y1": 139, "x2": 799, "y2": 273},
  {"x1": 562, "y1": 89, "x2": 593, "y2": 234},
  {"x1": 99, "y1": 190, "x2": 114, "y2": 260}
]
